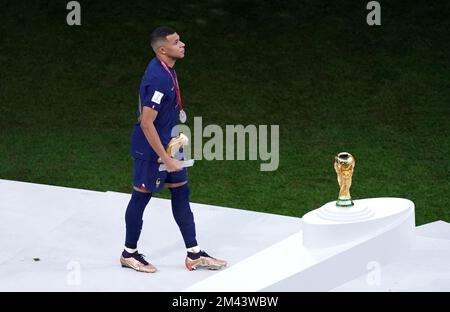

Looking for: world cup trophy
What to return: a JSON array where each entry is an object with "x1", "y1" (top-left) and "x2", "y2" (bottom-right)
[
  {"x1": 158, "y1": 133, "x2": 194, "y2": 171},
  {"x1": 334, "y1": 152, "x2": 355, "y2": 207}
]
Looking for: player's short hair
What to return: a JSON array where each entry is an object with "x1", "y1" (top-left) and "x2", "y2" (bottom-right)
[{"x1": 150, "y1": 26, "x2": 176, "y2": 53}]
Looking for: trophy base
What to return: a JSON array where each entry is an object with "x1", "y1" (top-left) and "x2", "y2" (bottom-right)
[
  {"x1": 336, "y1": 198, "x2": 354, "y2": 207},
  {"x1": 302, "y1": 197, "x2": 415, "y2": 249},
  {"x1": 317, "y1": 201, "x2": 374, "y2": 222}
]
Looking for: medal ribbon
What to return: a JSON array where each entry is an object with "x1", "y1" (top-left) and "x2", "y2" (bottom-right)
[{"x1": 160, "y1": 59, "x2": 183, "y2": 112}]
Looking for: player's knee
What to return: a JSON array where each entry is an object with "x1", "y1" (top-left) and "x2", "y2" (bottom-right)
[
  {"x1": 133, "y1": 185, "x2": 151, "y2": 193},
  {"x1": 167, "y1": 181, "x2": 188, "y2": 189},
  {"x1": 169, "y1": 182, "x2": 190, "y2": 199}
]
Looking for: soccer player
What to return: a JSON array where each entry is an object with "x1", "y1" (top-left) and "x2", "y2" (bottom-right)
[{"x1": 120, "y1": 26, "x2": 227, "y2": 273}]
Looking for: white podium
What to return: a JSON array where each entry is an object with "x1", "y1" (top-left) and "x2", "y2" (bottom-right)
[{"x1": 4, "y1": 179, "x2": 449, "y2": 291}]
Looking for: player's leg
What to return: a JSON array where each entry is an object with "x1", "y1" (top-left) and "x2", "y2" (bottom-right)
[
  {"x1": 167, "y1": 170, "x2": 227, "y2": 271},
  {"x1": 120, "y1": 159, "x2": 164, "y2": 273},
  {"x1": 124, "y1": 185, "x2": 151, "y2": 252},
  {"x1": 167, "y1": 180, "x2": 197, "y2": 248}
]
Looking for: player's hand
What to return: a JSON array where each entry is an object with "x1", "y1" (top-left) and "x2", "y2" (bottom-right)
[{"x1": 164, "y1": 157, "x2": 183, "y2": 172}]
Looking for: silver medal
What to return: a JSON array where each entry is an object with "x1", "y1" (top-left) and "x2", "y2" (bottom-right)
[{"x1": 179, "y1": 110, "x2": 187, "y2": 123}]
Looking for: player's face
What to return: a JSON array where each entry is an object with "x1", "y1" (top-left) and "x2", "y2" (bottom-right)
[{"x1": 164, "y1": 33, "x2": 185, "y2": 59}]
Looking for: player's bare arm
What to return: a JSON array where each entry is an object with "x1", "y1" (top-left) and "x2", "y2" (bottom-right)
[{"x1": 140, "y1": 106, "x2": 183, "y2": 172}]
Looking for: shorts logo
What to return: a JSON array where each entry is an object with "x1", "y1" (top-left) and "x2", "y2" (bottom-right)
[
  {"x1": 155, "y1": 178, "x2": 161, "y2": 188},
  {"x1": 151, "y1": 91, "x2": 164, "y2": 105}
]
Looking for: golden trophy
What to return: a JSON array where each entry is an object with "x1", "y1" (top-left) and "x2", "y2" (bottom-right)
[
  {"x1": 334, "y1": 152, "x2": 355, "y2": 207},
  {"x1": 158, "y1": 133, "x2": 194, "y2": 171},
  {"x1": 166, "y1": 133, "x2": 189, "y2": 157}
]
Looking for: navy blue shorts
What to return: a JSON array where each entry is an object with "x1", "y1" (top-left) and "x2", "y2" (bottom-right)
[{"x1": 132, "y1": 158, "x2": 188, "y2": 192}]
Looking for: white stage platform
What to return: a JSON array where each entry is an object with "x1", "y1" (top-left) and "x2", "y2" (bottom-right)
[{"x1": 0, "y1": 179, "x2": 449, "y2": 292}]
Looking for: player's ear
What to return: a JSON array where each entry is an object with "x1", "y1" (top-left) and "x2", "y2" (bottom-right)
[{"x1": 159, "y1": 46, "x2": 167, "y2": 55}]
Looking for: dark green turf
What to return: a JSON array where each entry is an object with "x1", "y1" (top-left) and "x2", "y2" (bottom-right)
[{"x1": 1, "y1": 0, "x2": 449, "y2": 224}]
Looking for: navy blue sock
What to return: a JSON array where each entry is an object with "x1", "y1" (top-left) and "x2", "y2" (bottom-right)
[
  {"x1": 169, "y1": 184, "x2": 198, "y2": 248},
  {"x1": 125, "y1": 190, "x2": 152, "y2": 249}
]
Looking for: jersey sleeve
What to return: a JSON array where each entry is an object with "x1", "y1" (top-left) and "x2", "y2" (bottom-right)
[{"x1": 139, "y1": 76, "x2": 168, "y2": 112}]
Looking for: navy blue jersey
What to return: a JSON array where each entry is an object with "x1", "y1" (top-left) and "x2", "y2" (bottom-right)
[{"x1": 131, "y1": 57, "x2": 180, "y2": 161}]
